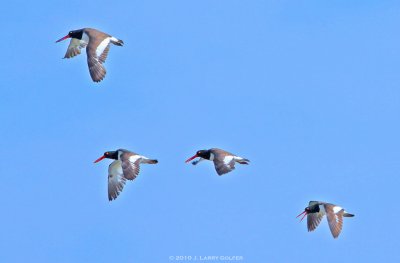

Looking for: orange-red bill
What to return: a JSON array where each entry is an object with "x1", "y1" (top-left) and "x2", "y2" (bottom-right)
[
  {"x1": 56, "y1": 34, "x2": 70, "y2": 43},
  {"x1": 185, "y1": 155, "x2": 198, "y2": 163},
  {"x1": 94, "y1": 155, "x2": 106, "y2": 163},
  {"x1": 296, "y1": 211, "x2": 307, "y2": 221}
]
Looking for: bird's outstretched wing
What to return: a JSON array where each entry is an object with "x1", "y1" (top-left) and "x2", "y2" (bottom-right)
[
  {"x1": 212, "y1": 150, "x2": 236, "y2": 175},
  {"x1": 86, "y1": 37, "x2": 111, "y2": 82},
  {"x1": 325, "y1": 204, "x2": 344, "y2": 238},
  {"x1": 108, "y1": 160, "x2": 127, "y2": 201},
  {"x1": 64, "y1": 38, "x2": 87, "y2": 59},
  {"x1": 307, "y1": 201, "x2": 326, "y2": 232},
  {"x1": 120, "y1": 151, "x2": 142, "y2": 181}
]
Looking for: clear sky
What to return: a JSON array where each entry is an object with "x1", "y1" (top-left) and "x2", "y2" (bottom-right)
[{"x1": 1, "y1": 0, "x2": 399, "y2": 262}]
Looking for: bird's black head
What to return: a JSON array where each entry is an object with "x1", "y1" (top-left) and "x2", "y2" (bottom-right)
[
  {"x1": 306, "y1": 205, "x2": 320, "y2": 214},
  {"x1": 196, "y1": 150, "x2": 211, "y2": 159},
  {"x1": 297, "y1": 204, "x2": 320, "y2": 221},
  {"x1": 185, "y1": 149, "x2": 211, "y2": 163},
  {"x1": 104, "y1": 151, "x2": 118, "y2": 160},
  {"x1": 56, "y1": 29, "x2": 84, "y2": 43},
  {"x1": 68, "y1": 29, "x2": 83, "y2": 39},
  {"x1": 94, "y1": 150, "x2": 118, "y2": 163}
]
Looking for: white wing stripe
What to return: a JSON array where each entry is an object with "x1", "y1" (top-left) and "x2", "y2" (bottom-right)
[
  {"x1": 223, "y1": 156, "x2": 234, "y2": 164},
  {"x1": 96, "y1": 38, "x2": 111, "y2": 58},
  {"x1": 129, "y1": 155, "x2": 142, "y2": 163},
  {"x1": 333, "y1": 206, "x2": 343, "y2": 214}
]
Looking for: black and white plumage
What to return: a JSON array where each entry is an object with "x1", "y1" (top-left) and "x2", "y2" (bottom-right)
[
  {"x1": 56, "y1": 28, "x2": 123, "y2": 82},
  {"x1": 185, "y1": 148, "x2": 249, "y2": 175},
  {"x1": 94, "y1": 149, "x2": 158, "y2": 201},
  {"x1": 297, "y1": 201, "x2": 354, "y2": 239}
]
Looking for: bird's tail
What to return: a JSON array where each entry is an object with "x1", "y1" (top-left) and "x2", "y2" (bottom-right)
[
  {"x1": 343, "y1": 212, "x2": 354, "y2": 217},
  {"x1": 141, "y1": 158, "x2": 158, "y2": 164},
  {"x1": 110, "y1": 37, "x2": 124, "y2": 46},
  {"x1": 236, "y1": 158, "x2": 250, "y2": 165},
  {"x1": 148, "y1": 159, "x2": 158, "y2": 164}
]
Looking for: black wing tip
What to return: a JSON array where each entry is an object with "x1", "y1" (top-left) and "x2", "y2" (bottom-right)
[
  {"x1": 90, "y1": 72, "x2": 106, "y2": 82},
  {"x1": 217, "y1": 170, "x2": 231, "y2": 176}
]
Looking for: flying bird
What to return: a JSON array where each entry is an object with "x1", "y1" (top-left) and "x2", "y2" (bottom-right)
[
  {"x1": 297, "y1": 201, "x2": 354, "y2": 238},
  {"x1": 185, "y1": 148, "x2": 249, "y2": 175},
  {"x1": 56, "y1": 28, "x2": 124, "y2": 82},
  {"x1": 94, "y1": 149, "x2": 158, "y2": 201}
]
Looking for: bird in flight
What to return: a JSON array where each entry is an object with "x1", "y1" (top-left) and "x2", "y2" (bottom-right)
[
  {"x1": 297, "y1": 201, "x2": 354, "y2": 238},
  {"x1": 94, "y1": 149, "x2": 157, "y2": 201},
  {"x1": 56, "y1": 28, "x2": 124, "y2": 82},
  {"x1": 185, "y1": 148, "x2": 249, "y2": 175}
]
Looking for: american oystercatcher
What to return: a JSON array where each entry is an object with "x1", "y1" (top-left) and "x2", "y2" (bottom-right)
[
  {"x1": 297, "y1": 201, "x2": 354, "y2": 238},
  {"x1": 185, "y1": 148, "x2": 250, "y2": 175},
  {"x1": 56, "y1": 28, "x2": 124, "y2": 82},
  {"x1": 94, "y1": 149, "x2": 158, "y2": 201}
]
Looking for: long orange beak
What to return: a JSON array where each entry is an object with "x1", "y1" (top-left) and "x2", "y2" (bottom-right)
[
  {"x1": 56, "y1": 34, "x2": 70, "y2": 43},
  {"x1": 296, "y1": 210, "x2": 308, "y2": 221},
  {"x1": 94, "y1": 155, "x2": 106, "y2": 163},
  {"x1": 185, "y1": 154, "x2": 198, "y2": 163}
]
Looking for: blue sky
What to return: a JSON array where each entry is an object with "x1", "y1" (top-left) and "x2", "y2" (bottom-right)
[{"x1": 1, "y1": 0, "x2": 399, "y2": 262}]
